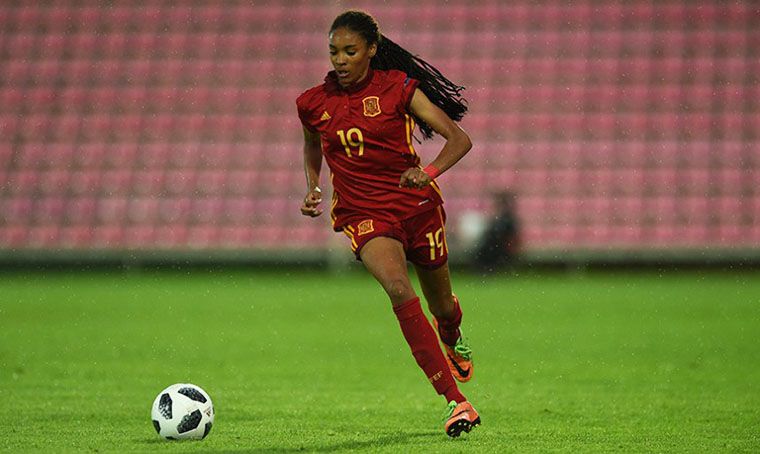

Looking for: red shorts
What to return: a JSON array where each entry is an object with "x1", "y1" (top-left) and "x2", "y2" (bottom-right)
[{"x1": 342, "y1": 205, "x2": 449, "y2": 269}]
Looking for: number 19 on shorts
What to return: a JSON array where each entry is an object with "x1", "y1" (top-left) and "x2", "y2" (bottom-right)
[{"x1": 425, "y1": 227, "x2": 447, "y2": 261}]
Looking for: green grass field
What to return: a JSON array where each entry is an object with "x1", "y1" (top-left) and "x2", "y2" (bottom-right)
[{"x1": 1, "y1": 268, "x2": 759, "y2": 452}]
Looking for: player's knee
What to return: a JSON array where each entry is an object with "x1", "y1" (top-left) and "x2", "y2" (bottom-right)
[{"x1": 384, "y1": 277, "x2": 415, "y2": 303}]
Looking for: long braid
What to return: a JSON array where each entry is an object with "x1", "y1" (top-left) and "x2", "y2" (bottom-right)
[
  {"x1": 330, "y1": 10, "x2": 467, "y2": 140},
  {"x1": 372, "y1": 34, "x2": 467, "y2": 139}
]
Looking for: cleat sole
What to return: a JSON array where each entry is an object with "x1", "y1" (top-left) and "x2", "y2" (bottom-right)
[
  {"x1": 446, "y1": 420, "x2": 470, "y2": 438},
  {"x1": 446, "y1": 416, "x2": 480, "y2": 438}
]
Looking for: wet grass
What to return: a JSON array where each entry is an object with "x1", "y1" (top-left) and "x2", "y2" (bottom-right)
[{"x1": 1, "y1": 268, "x2": 759, "y2": 452}]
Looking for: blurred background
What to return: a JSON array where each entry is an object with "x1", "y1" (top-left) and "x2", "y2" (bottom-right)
[{"x1": 1, "y1": 0, "x2": 758, "y2": 269}]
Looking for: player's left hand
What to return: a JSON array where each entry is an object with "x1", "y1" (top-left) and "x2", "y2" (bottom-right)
[{"x1": 399, "y1": 167, "x2": 432, "y2": 189}]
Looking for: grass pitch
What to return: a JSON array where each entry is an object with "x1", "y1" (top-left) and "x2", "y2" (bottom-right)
[{"x1": 1, "y1": 268, "x2": 759, "y2": 452}]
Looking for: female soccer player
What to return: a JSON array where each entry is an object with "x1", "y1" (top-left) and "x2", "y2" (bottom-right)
[{"x1": 296, "y1": 10, "x2": 479, "y2": 437}]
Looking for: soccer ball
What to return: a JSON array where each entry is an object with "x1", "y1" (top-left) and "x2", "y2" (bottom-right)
[{"x1": 151, "y1": 383, "x2": 214, "y2": 440}]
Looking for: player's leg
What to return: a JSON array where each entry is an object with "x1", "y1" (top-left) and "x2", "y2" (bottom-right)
[
  {"x1": 415, "y1": 262, "x2": 473, "y2": 383},
  {"x1": 407, "y1": 206, "x2": 458, "y2": 327},
  {"x1": 358, "y1": 236, "x2": 416, "y2": 306},
  {"x1": 401, "y1": 207, "x2": 481, "y2": 436},
  {"x1": 412, "y1": 259, "x2": 479, "y2": 435},
  {"x1": 406, "y1": 206, "x2": 473, "y2": 383},
  {"x1": 358, "y1": 236, "x2": 466, "y2": 405},
  {"x1": 414, "y1": 261, "x2": 459, "y2": 340}
]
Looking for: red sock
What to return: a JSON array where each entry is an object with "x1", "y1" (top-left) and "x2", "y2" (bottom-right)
[
  {"x1": 435, "y1": 295, "x2": 462, "y2": 347},
  {"x1": 393, "y1": 296, "x2": 466, "y2": 404}
]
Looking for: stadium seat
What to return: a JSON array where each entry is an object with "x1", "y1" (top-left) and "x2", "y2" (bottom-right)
[{"x1": 6, "y1": 171, "x2": 37, "y2": 195}]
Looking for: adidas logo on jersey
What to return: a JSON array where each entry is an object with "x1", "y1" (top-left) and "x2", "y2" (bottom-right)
[{"x1": 320, "y1": 111, "x2": 331, "y2": 121}]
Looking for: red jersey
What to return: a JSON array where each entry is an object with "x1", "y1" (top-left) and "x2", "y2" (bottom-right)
[{"x1": 296, "y1": 68, "x2": 443, "y2": 231}]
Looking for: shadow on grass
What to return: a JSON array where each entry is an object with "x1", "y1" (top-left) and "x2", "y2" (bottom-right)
[
  {"x1": 302, "y1": 430, "x2": 442, "y2": 452},
  {"x1": 137, "y1": 430, "x2": 444, "y2": 452}
]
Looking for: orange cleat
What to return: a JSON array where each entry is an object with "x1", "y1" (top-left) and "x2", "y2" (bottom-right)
[
  {"x1": 434, "y1": 319, "x2": 473, "y2": 383},
  {"x1": 444, "y1": 400, "x2": 481, "y2": 437}
]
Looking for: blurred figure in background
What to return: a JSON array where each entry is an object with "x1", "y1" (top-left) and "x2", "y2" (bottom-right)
[{"x1": 473, "y1": 191, "x2": 521, "y2": 273}]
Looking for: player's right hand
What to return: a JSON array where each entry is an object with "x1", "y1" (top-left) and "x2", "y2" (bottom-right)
[{"x1": 300, "y1": 188, "x2": 323, "y2": 217}]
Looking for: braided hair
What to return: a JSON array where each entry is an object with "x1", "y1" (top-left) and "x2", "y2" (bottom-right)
[{"x1": 330, "y1": 10, "x2": 467, "y2": 140}]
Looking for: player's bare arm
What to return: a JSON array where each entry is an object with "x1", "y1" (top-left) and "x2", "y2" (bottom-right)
[
  {"x1": 399, "y1": 88, "x2": 472, "y2": 189},
  {"x1": 301, "y1": 127, "x2": 324, "y2": 217}
]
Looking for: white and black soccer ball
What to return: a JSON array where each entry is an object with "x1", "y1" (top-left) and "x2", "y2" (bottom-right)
[{"x1": 151, "y1": 383, "x2": 214, "y2": 440}]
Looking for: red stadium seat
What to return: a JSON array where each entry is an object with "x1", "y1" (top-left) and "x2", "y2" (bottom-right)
[
  {"x1": 190, "y1": 197, "x2": 224, "y2": 224},
  {"x1": 187, "y1": 226, "x2": 219, "y2": 248},
  {"x1": 1, "y1": 196, "x2": 33, "y2": 224},
  {"x1": 59, "y1": 226, "x2": 95, "y2": 248},
  {"x1": 66, "y1": 197, "x2": 97, "y2": 224},
  {"x1": 27, "y1": 226, "x2": 61, "y2": 248},
  {"x1": 100, "y1": 170, "x2": 133, "y2": 196},
  {"x1": 123, "y1": 226, "x2": 155, "y2": 248},
  {"x1": 222, "y1": 197, "x2": 256, "y2": 226},
  {"x1": 217, "y1": 226, "x2": 253, "y2": 248},
  {"x1": 97, "y1": 197, "x2": 129, "y2": 225},
  {"x1": 0, "y1": 225, "x2": 29, "y2": 247},
  {"x1": 125, "y1": 197, "x2": 158, "y2": 226}
]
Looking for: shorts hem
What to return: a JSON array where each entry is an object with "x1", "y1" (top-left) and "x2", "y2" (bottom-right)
[{"x1": 409, "y1": 259, "x2": 448, "y2": 270}]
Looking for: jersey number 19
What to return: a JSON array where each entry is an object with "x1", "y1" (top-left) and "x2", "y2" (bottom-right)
[{"x1": 337, "y1": 128, "x2": 364, "y2": 157}]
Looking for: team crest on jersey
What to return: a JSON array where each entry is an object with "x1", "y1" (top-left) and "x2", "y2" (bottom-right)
[
  {"x1": 357, "y1": 219, "x2": 375, "y2": 236},
  {"x1": 362, "y1": 96, "x2": 381, "y2": 117}
]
